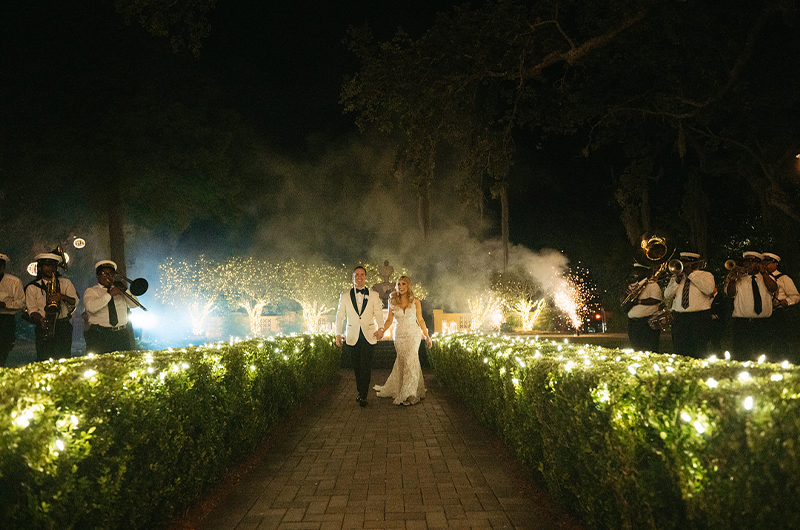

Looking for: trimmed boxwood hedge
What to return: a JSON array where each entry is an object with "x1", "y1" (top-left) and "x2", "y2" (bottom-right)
[
  {"x1": 0, "y1": 334, "x2": 340, "y2": 530},
  {"x1": 428, "y1": 332, "x2": 800, "y2": 530}
]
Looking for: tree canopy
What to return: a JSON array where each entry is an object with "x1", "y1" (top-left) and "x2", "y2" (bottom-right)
[{"x1": 342, "y1": 0, "x2": 800, "y2": 269}]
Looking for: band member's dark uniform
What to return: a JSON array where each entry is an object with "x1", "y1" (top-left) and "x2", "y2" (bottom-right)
[
  {"x1": 25, "y1": 253, "x2": 78, "y2": 362},
  {"x1": 763, "y1": 252, "x2": 800, "y2": 359},
  {"x1": 624, "y1": 263, "x2": 662, "y2": 352},
  {"x1": 663, "y1": 252, "x2": 716, "y2": 358},
  {"x1": 83, "y1": 260, "x2": 140, "y2": 354},
  {"x1": 0, "y1": 253, "x2": 26, "y2": 366},
  {"x1": 725, "y1": 251, "x2": 778, "y2": 361}
]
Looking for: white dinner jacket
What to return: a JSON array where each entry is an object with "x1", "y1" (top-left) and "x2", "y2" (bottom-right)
[{"x1": 335, "y1": 287, "x2": 383, "y2": 346}]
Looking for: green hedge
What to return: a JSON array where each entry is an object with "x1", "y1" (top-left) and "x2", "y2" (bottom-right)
[
  {"x1": 429, "y1": 332, "x2": 800, "y2": 530},
  {"x1": 0, "y1": 334, "x2": 341, "y2": 530}
]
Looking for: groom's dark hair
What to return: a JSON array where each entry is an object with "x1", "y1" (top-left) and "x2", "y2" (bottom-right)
[{"x1": 353, "y1": 265, "x2": 367, "y2": 275}]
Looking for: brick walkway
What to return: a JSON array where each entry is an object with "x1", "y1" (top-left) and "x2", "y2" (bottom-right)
[{"x1": 197, "y1": 369, "x2": 584, "y2": 530}]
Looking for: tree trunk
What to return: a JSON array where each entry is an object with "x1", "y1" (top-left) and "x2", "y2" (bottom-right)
[
  {"x1": 107, "y1": 184, "x2": 127, "y2": 276},
  {"x1": 418, "y1": 181, "x2": 431, "y2": 238},
  {"x1": 499, "y1": 183, "x2": 509, "y2": 270}
]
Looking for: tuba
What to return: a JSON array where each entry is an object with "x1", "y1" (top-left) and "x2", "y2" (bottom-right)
[{"x1": 622, "y1": 233, "x2": 675, "y2": 309}]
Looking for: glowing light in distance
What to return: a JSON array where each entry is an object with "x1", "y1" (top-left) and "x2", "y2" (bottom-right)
[
  {"x1": 128, "y1": 311, "x2": 158, "y2": 330},
  {"x1": 743, "y1": 396, "x2": 754, "y2": 410}
]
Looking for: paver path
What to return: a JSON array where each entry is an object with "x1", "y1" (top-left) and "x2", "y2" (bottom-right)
[{"x1": 196, "y1": 369, "x2": 584, "y2": 530}]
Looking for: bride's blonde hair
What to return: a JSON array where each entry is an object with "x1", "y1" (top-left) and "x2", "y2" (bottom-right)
[{"x1": 389, "y1": 275, "x2": 416, "y2": 304}]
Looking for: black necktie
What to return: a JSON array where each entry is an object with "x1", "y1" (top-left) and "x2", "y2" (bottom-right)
[
  {"x1": 681, "y1": 278, "x2": 691, "y2": 309},
  {"x1": 108, "y1": 298, "x2": 119, "y2": 326},
  {"x1": 751, "y1": 275, "x2": 762, "y2": 315},
  {"x1": 357, "y1": 288, "x2": 368, "y2": 295}
]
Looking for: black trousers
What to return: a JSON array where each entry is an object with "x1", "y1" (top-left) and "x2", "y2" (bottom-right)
[
  {"x1": 627, "y1": 317, "x2": 660, "y2": 353},
  {"x1": 85, "y1": 324, "x2": 134, "y2": 355},
  {"x1": 0, "y1": 314, "x2": 15, "y2": 367},
  {"x1": 730, "y1": 317, "x2": 771, "y2": 361},
  {"x1": 35, "y1": 319, "x2": 73, "y2": 362},
  {"x1": 344, "y1": 330, "x2": 373, "y2": 400},
  {"x1": 671, "y1": 310, "x2": 711, "y2": 359}
]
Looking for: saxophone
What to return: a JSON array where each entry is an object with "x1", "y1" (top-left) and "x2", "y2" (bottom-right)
[{"x1": 42, "y1": 272, "x2": 61, "y2": 338}]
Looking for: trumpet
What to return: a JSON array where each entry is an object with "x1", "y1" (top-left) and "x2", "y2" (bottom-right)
[{"x1": 724, "y1": 258, "x2": 748, "y2": 283}]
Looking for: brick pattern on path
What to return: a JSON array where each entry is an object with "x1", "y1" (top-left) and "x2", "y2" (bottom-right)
[{"x1": 199, "y1": 369, "x2": 584, "y2": 530}]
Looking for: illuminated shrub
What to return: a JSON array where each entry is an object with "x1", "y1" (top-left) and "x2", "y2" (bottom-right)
[
  {"x1": 429, "y1": 333, "x2": 800, "y2": 530},
  {"x1": 0, "y1": 334, "x2": 340, "y2": 529}
]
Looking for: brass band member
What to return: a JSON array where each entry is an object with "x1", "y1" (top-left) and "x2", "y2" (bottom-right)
[
  {"x1": 724, "y1": 251, "x2": 777, "y2": 361},
  {"x1": 663, "y1": 252, "x2": 716, "y2": 358},
  {"x1": 762, "y1": 253, "x2": 800, "y2": 308},
  {"x1": 83, "y1": 260, "x2": 140, "y2": 354},
  {"x1": 625, "y1": 263, "x2": 662, "y2": 352},
  {"x1": 761, "y1": 252, "x2": 798, "y2": 359},
  {"x1": 24, "y1": 252, "x2": 78, "y2": 362},
  {"x1": 0, "y1": 253, "x2": 26, "y2": 367}
]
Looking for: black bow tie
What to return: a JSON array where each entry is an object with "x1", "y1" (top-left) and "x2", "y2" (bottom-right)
[{"x1": 356, "y1": 288, "x2": 368, "y2": 295}]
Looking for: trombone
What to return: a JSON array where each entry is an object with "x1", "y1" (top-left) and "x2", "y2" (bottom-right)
[{"x1": 112, "y1": 274, "x2": 149, "y2": 311}]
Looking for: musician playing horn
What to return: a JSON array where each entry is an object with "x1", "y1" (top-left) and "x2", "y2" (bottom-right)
[
  {"x1": 663, "y1": 251, "x2": 716, "y2": 359},
  {"x1": 83, "y1": 260, "x2": 139, "y2": 354},
  {"x1": 625, "y1": 263, "x2": 662, "y2": 352},
  {"x1": 25, "y1": 252, "x2": 78, "y2": 362},
  {"x1": 724, "y1": 251, "x2": 778, "y2": 361}
]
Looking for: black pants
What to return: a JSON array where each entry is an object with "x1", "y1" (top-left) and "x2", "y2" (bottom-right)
[
  {"x1": 35, "y1": 319, "x2": 73, "y2": 362},
  {"x1": 0, "y1": 314, "x2": 15, "y2": 367},
  {"x1": 628, "y1": 317, "x2": 660, "y2": 353},
  {"x1": 344, "y1": 330, "x2": 373, "y2": 400},
  {"x1": 671, "y1": 310, "x2": 711, "y2": 359},
  {"x1": 730, "y1": 317, "x2": 771, "y2": 361},
  {"x1": 85, "y1": 324, "x2": 134, "y2": 355}
]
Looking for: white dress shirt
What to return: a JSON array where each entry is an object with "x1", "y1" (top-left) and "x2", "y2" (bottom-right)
[
  {"x1": 0, "y1": 273, "x2": 26, "y2": 315},
  {"x1": 731, "y1": 274, "x2": 773, "y2": 319},
  {"x1": 84, "y1": 283, "x2": 139, "y2": 327},
  {"x1": 627, "y1": 281, "x2": 662, "y2": 318},
  {"x1": 664, "y1": 270, "x2": 715, "y2": 312},
  {"x1": 25, "y1": 276, "x2": 78, "y2": 320},
  {"x1": 772, "y1": 270, "x2": 800, "y2": 307}
]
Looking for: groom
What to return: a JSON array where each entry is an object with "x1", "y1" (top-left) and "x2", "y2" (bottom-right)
[{"x1": 335, "y1": 265, "x2": 385, "y2": 407}]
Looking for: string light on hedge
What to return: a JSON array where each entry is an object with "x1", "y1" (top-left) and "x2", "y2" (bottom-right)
[
  {"x1": 758, "y1": 354, "x2": 766, "y2": 364},
  {"x1": 693, "y1": 420, "x2": 707, "y2": 434},
  {"x1": 724, "y1": 351, "x2": 731, "y2": 360},
  {"x1": 744, "y1": 396, "x2": 754, "y2": 410},
  {"x1": 771, "y1": 374, "x2": 784, "y2": 381},
  {"x1": 738, "y1": 371, "x2": 751, "y2": 382},
  {"x1": 83, "y1": 369, "x2": 97, "y2": 379},
  {"x1": 706, "y1": 378, "x2": 719, "y2": 388}
]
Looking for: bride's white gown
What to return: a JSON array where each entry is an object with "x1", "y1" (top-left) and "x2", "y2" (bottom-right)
[{"x1": 374, "y1": 301, "x2": 427, "y2": 405}]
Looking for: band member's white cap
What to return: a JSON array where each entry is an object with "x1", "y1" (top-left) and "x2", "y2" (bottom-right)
[
  {"x1": 95, "y1": 260, "x2": 118, "y2": 271},
  {"x1": 679, "y1": 252, "x2": 701, "y2": 261},
  {"x1": 742, "y1": 251, "x2": 763, "y2": 260},
  {"x1": 0, "y1": 253, "x2": 9, "y2": 262},
  {"x1": 762, "y1": 252, "x2": 781, "y2": 262},
  {"x1": 35, "y1": 252, "x2": 62, "y2": 262}
]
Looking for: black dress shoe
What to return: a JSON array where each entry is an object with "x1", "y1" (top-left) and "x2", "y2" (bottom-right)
[{"x1": 358, "y1": 397, "x2": 367, "y2": 407}]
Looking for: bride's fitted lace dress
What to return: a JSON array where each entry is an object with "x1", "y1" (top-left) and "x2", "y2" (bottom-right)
[{"x1": 374, "y1": 301, "x2": 427, "y2": 405}]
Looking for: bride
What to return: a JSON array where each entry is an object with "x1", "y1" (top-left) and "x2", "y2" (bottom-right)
[{"x1": 374, "y1": 275, "x2": 432, "y2": 406}]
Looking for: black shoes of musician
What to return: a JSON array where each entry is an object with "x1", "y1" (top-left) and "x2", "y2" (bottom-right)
[{"x1": 357, "y1": 396, "x2": 368, "y2": 407}]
